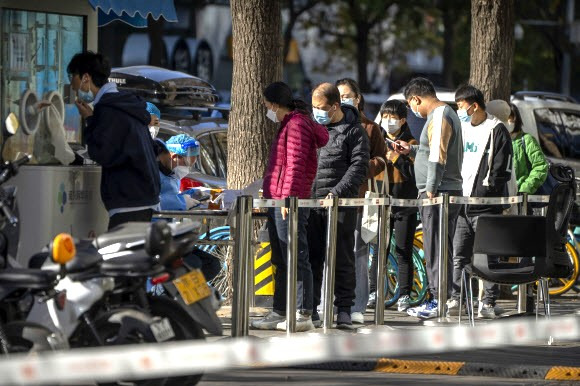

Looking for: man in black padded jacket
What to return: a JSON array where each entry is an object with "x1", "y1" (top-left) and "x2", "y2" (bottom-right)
[{"x1": 308, "y1": 83, "x2": 369, "y2": 328}]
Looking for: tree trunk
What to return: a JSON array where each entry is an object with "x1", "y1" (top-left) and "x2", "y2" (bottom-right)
[
  {"x1": 356, "y1": 24, "x2": 370, "y2": 92},
  {"x1": 442, "y1": 8, "x2": 455, "y2": 88},
  {"x1": 469, "y1": 0, "x2": 514, "y2": 101},
  {"x1": 228, "y1": 0, "x2": 282, "y2": 302}
]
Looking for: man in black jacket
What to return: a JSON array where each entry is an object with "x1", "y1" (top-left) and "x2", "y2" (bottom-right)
[
  {"x1": 308, "y1": 83, "x2": 369, "y2": 328},
  {"x1": 448, "y1": 85, "x2": 513, "y2": 319},
  {"x1": 67, "y1": 52, "x2": 160, "y2": 229}
]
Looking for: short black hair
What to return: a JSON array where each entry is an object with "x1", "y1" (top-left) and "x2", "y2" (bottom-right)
[
  {"x1": 313, "y1": 83, "x2": 341, "y2": 106},
  {"x1": 403, "y1": 77, "x2": 436, "y2": 100},
  {"x1": 454, "y1": 84, "x2": 486, "y2": 110},
  {"x1": 67, "y1": 51, "x2": 111, "y2": 87},
  {"x1": 380, "y1": 100, "x2": 408, "y2": 119}
]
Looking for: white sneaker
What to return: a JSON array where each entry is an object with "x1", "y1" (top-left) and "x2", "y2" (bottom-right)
[
  {"x1": 397, "y1": 295, "x2": 411, "y2": 312},
  {"x1": 251, "y1": 311, "x2": 285, "y2": 330},
  {"x1": 407, "y1": 301, "x2": 428, "y2": 317},
  {"x1": 478, "y1": 303, "x2": 496, "y2": 319},
  {"x1": 446, "y1": 298, "x2": 463, "y2": 316},
  {"x1": 351, "y1": 312, "x2": 365, "y2": 324},
  {"x1": 276, "y1": 312, "x2": 315, "y2": 332}
]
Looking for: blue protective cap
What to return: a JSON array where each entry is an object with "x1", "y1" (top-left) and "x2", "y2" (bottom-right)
[
  {"x1": 146, "y1": 102, "x2": 161, "y2": 119},
  {"x1": 165, "y1": 134, "x2": 200, "y2": 157}
]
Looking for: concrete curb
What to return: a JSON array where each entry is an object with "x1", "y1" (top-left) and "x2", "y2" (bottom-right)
[{"x1": 296, "y1": 359, "x2": 580, "y2": 381}]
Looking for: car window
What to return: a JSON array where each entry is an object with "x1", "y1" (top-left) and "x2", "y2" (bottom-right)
[
  {"x1": 534, "y1": 108, "x2": 570, "y2": 159},
  {"x1": 213, "y1": 131, "x2": 228, "y2": 177},
  {"x1": 197, "y1": 134, "x2": 220, "y2": 177},
  {"x1": 560, "y1": 110, "x2": 580, "y2": 159}
]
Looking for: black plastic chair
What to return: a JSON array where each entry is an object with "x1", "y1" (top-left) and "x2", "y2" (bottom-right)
[{"x1": 462, "y1": 166, "x2": 576, "y2": 324}]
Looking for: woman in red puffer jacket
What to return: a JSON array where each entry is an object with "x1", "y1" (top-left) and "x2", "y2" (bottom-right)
[{"x1": 252, "y1": 82, "x2": 329, "y2": 332}]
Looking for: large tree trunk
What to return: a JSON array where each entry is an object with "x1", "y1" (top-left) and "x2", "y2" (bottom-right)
[
  {"x1": 469, "y1": 0, "x2": 514, "y2": 101},
  {"x1": 228, "y1": 0, "x2": 282, "y2": 302}
]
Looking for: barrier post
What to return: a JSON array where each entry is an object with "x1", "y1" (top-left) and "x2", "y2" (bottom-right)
[
  {"x1": 517, "y1": 193, "x2": 529, "y2": 314},
  {"x1": 286, "y1": 196, "x2": 299, "y2": 334},
  {"x1": 231, "y1": 195, "x2": 253, "y2": 337},
  {"x1": 374, "y1": 194, "x2": 390, "y2": 325},
  {"x1": 437, "y1": 192, "x2": 449, "y2": 320},
  {"x1": 323, "y1": 196, "x2": 339, "y2": 331}
]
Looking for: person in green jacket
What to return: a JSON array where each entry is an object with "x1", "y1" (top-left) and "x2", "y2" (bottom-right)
[{"x1": 488, "y1": 100, "x2": 549, "y2": 195}]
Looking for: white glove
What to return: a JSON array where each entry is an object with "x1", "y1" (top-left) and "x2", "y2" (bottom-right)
[{"x1": 184, "y1": 195, "x2": 200, "y2": 209}]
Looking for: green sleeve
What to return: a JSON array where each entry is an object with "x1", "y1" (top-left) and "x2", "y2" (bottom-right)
[{"x1": 520, "y1": 134, "x2": 549, "y2": 194}]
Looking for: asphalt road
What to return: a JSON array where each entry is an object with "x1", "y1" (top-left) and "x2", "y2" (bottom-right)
[{"x1": 198, "y1": 369, "x2": 571, "y2": 385}]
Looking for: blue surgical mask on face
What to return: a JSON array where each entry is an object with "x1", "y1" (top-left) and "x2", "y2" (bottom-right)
[
  {"x1": 457, "y1": 104, "x2": 474, "y2": 123},
  {"x1": 313, "y1": 107, "x2": 332, "y2": 125},
  {"x1": 341, "y1": 98, "x2": 355, "y2": 107},
  {"x1": 410, "y1": 98, "x2": 423, "y2": 119},
  {"x1": 78, "y1": 88, "x2": 94, "y2": 104}
]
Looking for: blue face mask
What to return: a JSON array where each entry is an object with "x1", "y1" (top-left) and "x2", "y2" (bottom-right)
[
  {"x1": 313, "y1": 107, "x2": 332, "y2": 125},
  {"x1": 78, "y1": 88, "x2": 94, "y2": 104},
  {"x1": 341, "y1": 98, "x2": 356, "y2": 107},
  {"x1": 457, "y1": 104, "x2": 474, "y2": 123}
]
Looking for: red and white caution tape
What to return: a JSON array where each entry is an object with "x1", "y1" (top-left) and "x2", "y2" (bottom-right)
[{"x1": 0, "y1": 315, "x2": 577, "y2": 385}]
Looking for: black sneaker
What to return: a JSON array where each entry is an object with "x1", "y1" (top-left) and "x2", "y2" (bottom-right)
[
  {"x1": 336, "y1": 311, "x2": 352, "y2": 329},
  {"x1": 312, "y1": 311, "x2": 322, "y2": 328}
]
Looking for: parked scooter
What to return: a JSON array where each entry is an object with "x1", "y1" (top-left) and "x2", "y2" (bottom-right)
[{"x1": 0, "y1": 155, "x2": 71, "y2": 354}]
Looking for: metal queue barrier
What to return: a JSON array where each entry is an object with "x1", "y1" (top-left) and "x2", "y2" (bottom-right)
[{"x1": 156, "y1": 193, "x2": 551, "y2": 336}]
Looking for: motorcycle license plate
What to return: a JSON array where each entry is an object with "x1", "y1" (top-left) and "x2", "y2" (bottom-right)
[
  {"x1": 151, "y1": 318, "x2": 175, "y2": 342},
  {"x1": 172, "y1": 270, "x2": 211, "y2": 305}
]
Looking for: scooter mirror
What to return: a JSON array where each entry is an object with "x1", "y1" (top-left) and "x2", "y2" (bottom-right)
[
  {"x1": 146, "y1": 221, "x2": 172, "y2": 259},
  {"x1": 51, "y1": 233, "x2": 76, "y2": 265},
  {"x1": 5, "y1": 113, "x2": 19, "y2": 135}
]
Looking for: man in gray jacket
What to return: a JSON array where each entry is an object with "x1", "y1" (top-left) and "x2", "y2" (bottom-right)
[{"x1": 395, "y1": 77, "x2": 463, "y2": 319}]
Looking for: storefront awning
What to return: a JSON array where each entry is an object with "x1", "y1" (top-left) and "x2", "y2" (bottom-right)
[{"x1": 88, "y1": 0, "x2": 178, "y2": 28}]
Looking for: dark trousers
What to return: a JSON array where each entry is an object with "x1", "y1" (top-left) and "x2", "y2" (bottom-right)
[
  {"x1": 369, "y1": 212, "x2": 418, "y2": 295},
  {"x1": 418, "y1": 190, "x2": 461, "y2": 298},
  {"x1": 268, "y1": 207, "x2": 313, "y2": 315},
  {"x1": 108, "y1": 208, "x2": 154, "y2": 230},
  {"x1": 451, "y1": 207, "x2": 500, "y2": 306},
  {"x1": 308, "y1": 208, "x2": 357, "y2": 314}
]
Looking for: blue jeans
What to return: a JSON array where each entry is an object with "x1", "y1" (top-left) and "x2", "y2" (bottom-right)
[{"x1": 268, "y1": 207, "x2": 313, "y2": 315}]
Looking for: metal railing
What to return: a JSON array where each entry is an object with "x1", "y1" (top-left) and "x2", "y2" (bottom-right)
[{"x1": 156, "y1": 192, "x2": 551, "y2": 336}]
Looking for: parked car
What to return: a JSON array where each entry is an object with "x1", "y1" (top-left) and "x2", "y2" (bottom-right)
[{"x1": 109, "y1": 66, "x2": 228, "y2": 189}]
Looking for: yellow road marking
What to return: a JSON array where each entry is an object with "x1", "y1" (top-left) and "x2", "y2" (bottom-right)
[{"x1": 375, "y1": 359, "x2": 464, "y2": 375}]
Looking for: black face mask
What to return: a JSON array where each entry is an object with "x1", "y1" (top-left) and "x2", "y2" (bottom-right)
[{"x1": 158, "y1": 160, "x2": 172, "y2": 176}]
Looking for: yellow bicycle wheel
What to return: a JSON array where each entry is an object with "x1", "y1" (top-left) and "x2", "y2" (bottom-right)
[{"x1": 542, "y1": 242, "x2": 580, "y2": 296}]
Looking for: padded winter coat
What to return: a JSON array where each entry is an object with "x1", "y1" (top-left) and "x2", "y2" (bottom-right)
[
  {"x1": 512, "y1": 132, "x2": 549, "y2": 194},
  {"x1": 262, "y1": 111, "x2": 329, "y2": 199},
  {"x1": 312, "y1": 105, "x2": 370, "y2": 199}
]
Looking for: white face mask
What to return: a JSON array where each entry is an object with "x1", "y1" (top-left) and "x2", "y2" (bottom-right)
[
  {"x1": 149, "y1": 126, "x2": 159, "y2": 139},
  {"x1": 266, "y1": 107, "x2": 279, "y2": 123},
  {"x1": 386, "y1": 119, "x2": 402, "y2": 134},
  {"x1": 173, "y1": 166, "x2": 190, "y2": 180},
  {"x1": 506, "y1": 122, "x2": 515, "y2": 133}
]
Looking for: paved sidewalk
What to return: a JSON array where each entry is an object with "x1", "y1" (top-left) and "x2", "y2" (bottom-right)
[{"x1": 208, "y1": 292, "x2": 580, "y2": 381}]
